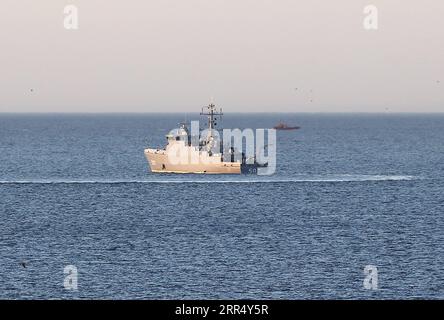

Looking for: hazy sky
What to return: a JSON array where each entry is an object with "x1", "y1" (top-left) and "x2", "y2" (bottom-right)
[{"x1": 1, "y1": 0, "x2": 443, "y2": 112}]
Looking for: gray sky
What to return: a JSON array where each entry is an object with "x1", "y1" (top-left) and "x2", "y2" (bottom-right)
[{"x1": 1, "y1": 0, "x2": 443, "y2": 112}]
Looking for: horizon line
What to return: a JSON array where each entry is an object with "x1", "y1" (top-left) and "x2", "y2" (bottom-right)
[{"x1": 1, "y1": 111, "x2": 444, "y2": 115}]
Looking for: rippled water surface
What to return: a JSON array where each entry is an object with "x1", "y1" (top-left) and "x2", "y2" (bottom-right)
[{"x1": 0, "y1": 113, "x2": 443, "y2": 299}]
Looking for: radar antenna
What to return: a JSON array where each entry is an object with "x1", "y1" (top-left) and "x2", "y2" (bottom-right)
[
  {"x1": 200, "y1": 100, "x2": 223, "y2": 148},
  {"x1": 200, "y1": 101, "x2": 223, "y2": 131}
]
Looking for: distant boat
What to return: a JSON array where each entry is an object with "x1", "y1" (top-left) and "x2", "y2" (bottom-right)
[{"x1": 273, "y1": 121, "x2": 300, "y2": 130}]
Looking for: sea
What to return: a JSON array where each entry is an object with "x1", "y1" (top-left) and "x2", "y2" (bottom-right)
[{"x1": 0, "y1": 113, "x2": 443, "y2": 299}]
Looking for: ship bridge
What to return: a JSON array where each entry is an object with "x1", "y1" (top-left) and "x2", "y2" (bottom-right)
[{"x1": 166, "y1": 123, "x2": 190, "y2": 145}]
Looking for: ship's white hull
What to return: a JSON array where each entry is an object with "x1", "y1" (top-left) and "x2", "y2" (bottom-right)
[{"x1": 144, "y1": 148, "x2": 242, "y2": 174}]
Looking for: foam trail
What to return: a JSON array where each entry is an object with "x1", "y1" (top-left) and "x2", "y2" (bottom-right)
[{"x1": 0, "y1": 175, "x2": 418, "y2": 184}]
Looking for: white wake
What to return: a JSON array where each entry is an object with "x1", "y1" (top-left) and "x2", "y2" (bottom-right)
[{"x1": 0, "y1": 175, "x2": 418, "y2": 184}]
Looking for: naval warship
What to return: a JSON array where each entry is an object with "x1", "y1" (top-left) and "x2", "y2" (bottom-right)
[{"x1": 144, "y1": 103, "x2": 268, "y2": 174}]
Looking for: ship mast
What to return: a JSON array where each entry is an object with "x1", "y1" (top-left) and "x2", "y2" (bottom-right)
[
  {"x1": 200, "y1": 101, "x2": 223, "y2": 149},
  {"x1": 200, "y1": 102, "x2": 223, "y2": 131}
]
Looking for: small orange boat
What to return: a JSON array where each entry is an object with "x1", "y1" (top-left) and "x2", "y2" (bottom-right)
[{"x1": 273, "y1": 121, "x2": 300, "y2": 130}]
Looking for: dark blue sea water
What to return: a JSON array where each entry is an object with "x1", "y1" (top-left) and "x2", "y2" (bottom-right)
[{"x1": 0, "y1": 113, "x2": 443, "y2": 299}]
